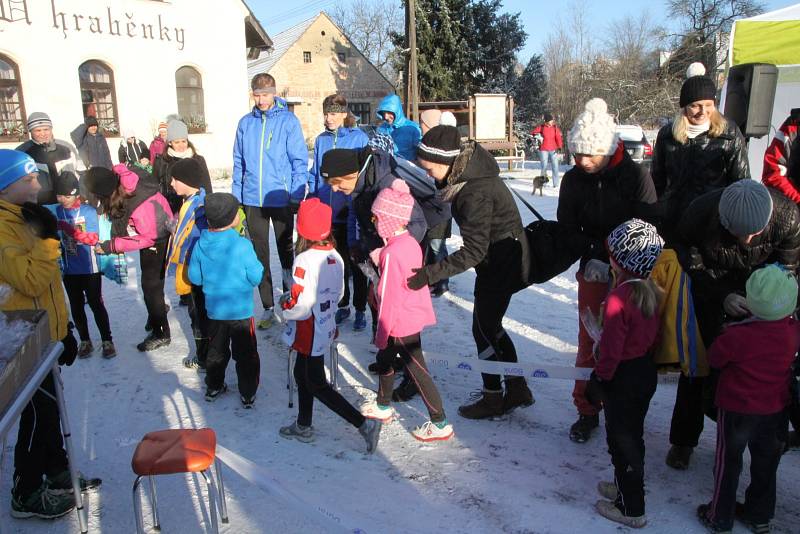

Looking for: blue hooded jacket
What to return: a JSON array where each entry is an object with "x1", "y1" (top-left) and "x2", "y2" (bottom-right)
[
  {"x1": 232, "y1": 98, "x2": 309, "y2": 208},
  {"x1": 311, "y1": 126, "x2": 369, "y2": 224},
  {"x1": 188, "y1": 228, "x2": 264, "y2": 321},
  {"x1": 376, "y1": 94, "x2": 422, "y2": 161}
]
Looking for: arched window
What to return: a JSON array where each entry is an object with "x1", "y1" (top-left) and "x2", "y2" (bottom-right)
[
  {"x1": 176, "y1": 66, "x2": 205, "y2": 133},
  {"x1": 0, "y1": 54, "x2": 26, "y2": 140},
  {"x1": 79, "y1": 60, "x2": 119, "y2": 135}
]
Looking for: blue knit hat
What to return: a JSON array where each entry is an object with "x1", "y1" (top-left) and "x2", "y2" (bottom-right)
[{"x1": 0, "y1": 149, "x2": 38, "y2": 191}]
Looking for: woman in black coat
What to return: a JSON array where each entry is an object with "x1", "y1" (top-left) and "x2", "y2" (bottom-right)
[
  {"x1": 557, "y1": 98, "x2": 657, "y2": 444},
  {"x1": 118, "y1": 131, "x2": 150, "y2": 165},
  {"x1": 652, "y1": 63, "x2": 750, "y2": 245},
  {"x1": 411, "y1": 125, "x2": 534, "y2": 420},
  {"x1": 152, "y1": 119, "x2": 212, "y2": 214}
]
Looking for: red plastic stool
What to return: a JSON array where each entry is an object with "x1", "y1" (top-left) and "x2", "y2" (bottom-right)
[{"x1": 131, "y1": 428, "x2": 228, "y2": 533}]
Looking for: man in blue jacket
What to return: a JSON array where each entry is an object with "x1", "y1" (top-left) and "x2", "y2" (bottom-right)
[
  {"x1": 376, "y1": 94, "x2": 422, "y2": 161},
  {"x1": 232, "y1": 73, "x2": 309, "y2": 328}
]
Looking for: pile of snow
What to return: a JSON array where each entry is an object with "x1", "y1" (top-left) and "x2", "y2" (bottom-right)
[{"x1": 1, "y1": 174, "x2": 797, "y2": 533}]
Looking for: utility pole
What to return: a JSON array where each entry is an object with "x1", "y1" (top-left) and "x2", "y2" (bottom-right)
[{"x1": 405, "y1": 0, "x2": 419, "y2": 122}]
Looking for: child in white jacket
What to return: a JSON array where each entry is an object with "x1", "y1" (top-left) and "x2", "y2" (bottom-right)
[{"x1": 280, "y1": 198, "x2": 381, "y2": 453}]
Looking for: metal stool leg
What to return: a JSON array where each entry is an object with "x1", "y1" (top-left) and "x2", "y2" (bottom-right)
[
  {"x1": 200, "y1": 470, "x2": 219, "y2": 534},
  {"x1": 133, "y1": 476, "x2": 145, "y2": 534},
  {"x1": 330, "y1": 343, "x2": 339, "y2": 390},
  {"x1": 214, "y1": 458, "x2": 229, "y2": 523},
  {"x1": 148, "y1": 476, "x2": 161, "y2": 531}
]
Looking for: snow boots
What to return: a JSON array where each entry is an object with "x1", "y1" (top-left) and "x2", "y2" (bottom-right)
[
  {"x1": 458, "y1": 389, "x2": 504, "y2": 419},
  {"x1": 570, "y1": 414, "x2": 600, "y2": 443},
  {"x1": 596, "y1": 499, "x2": 647, "y2": 529},
  {"x1": 502, "y1": 377, "x2": 534, "y2": 413},
  {"x1": 666, "y1": 445, "x2": 694, "y2": 470}
]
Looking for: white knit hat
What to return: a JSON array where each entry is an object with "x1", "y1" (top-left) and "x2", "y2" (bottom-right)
[{"x1": 567, "y1": 98, "x2": 618, "y2": 156}]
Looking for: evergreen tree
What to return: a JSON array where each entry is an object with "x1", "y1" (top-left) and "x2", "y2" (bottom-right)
[{"x1": 512, "y1": 55, "x2": 548, "y2": 131}]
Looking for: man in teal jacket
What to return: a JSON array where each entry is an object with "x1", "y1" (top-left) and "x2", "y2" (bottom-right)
[
  {"x1": 376, "y1": 94, "x2": 421, "y2": 161},
  {"x1": 232, "y1": 73, "x2": 309, "y2": 328}
]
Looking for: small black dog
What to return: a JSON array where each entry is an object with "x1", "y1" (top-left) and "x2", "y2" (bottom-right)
[{"x1": 532, "y1": 175, "x2": 549, "y2": 196}]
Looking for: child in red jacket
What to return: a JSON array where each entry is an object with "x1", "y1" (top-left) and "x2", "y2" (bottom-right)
[
  {"x1": 698, "y1": 264, "x2": 799, "y2": 533},
  {"x1": 587, "y1": 219, "x2": 664, "y2": 529},
  {"x1": 360, "y1": 179, "x2": 453, "y2": 442}
]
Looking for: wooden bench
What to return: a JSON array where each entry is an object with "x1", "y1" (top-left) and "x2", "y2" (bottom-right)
[{"x1": 479, "y1": 141, "x2": 526, "y2": 171}]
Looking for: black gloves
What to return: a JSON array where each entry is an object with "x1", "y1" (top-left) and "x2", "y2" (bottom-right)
[
  {"x1": 584, "y1": 371, "x2": 607, "y2": 411},
  {"x1": 350, "y1": 246, "x2": 366, "y2": 265},
  {"x1": 21, "y1": 202, "x2": 59, "y2": 240},
  {"x1": 59, "y1": 323, "x2": 78, "y2": 366},
  {"x1": 407, "y1": 267, "x2": 430, "y2": 290}
]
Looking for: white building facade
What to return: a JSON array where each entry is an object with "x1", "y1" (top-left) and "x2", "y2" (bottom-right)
[{"x1": 0, "y1": 0, "x2": 271, "y2": 173}]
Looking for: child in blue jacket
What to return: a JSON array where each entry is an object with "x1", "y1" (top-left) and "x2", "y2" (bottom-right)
[
  {"x1": 50, "y1": 172, "x2": 115, "y2": 358},
  {"x1": 188, "y1": 193, "x2": 263, "y2": 407}
]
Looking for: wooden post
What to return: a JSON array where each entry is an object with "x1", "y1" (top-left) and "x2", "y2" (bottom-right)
[{"x1": 408, "y1": 0, "x2": 419, "y2": 123}]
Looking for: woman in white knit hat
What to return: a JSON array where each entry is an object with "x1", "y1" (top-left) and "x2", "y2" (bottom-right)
[{"x1": 556, "y1": 97, "x2": 657, "y2": 444}]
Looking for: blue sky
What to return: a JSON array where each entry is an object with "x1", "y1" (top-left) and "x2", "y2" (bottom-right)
[{"x1": 249, "y1": 0, "x2": 798, "y2": 63}]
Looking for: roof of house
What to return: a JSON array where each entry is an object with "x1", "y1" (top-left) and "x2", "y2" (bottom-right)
[
  {"x1": 248, "y1": 15, "x2": 319, "y2": 77},
  {"x1": 241, "y1": 1, "x2": 273, "y2": 50}
]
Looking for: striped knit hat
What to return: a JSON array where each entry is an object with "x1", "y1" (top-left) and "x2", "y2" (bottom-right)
[
  {"x1": 26, "y1": 112, "x2": 52, "y2": 131},
  {"x1": 371, "y1": 179, "x2": 414, "y2": 239},
  {"x1": 417, "y1": 125, "x2": 461, "y2": 165}
]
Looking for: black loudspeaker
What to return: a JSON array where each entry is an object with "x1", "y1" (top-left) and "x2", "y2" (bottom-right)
[{"x1": 724, "y1": 63, "x2": 779, "y2": 138}]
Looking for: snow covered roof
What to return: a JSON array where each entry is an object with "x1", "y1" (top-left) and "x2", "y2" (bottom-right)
[{"x1": 247, "y1": 15, "x2": 319, "y2": 78}]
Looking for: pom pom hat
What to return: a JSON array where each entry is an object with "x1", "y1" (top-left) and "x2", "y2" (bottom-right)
[
  {"x1": 371, "y1": 179, "x2": 415, "y2": 239},
  {"x1": 679, "y1": 62, "x2": 717, "y2": 107},
  {"x1": 567, "y1": 98, "x2": 618, "y2": 156},
  {"x1": 297, "y1": 198, "x2": 333, "y2": 241}
]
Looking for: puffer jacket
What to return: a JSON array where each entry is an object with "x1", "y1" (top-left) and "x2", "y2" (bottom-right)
[
  {"x1": 652, "y1": 119, "x2": 750, "y2": 241},
  {"x1": 118, "y1": 138, "x2": 150, "y2": 165},
  {"x1": 675, "y1": 186, "x2": 800, "y2": 308},
  {"x1": 232, "y1": 98, "x2": 309, "y2": 208},
  {"x1": 423, "y1": 141, "x2": 527, "y2": 293},
  {"x1": 311, "y1": 126, "x2": 369, "y2": 223},
  {"x1": 97, "y1": 164, "x2": 174, "y2": 254},
  {"x1": 376, "y1": 94, "x2": 422, "y2": 161},
  {"x1": 0, "y1": 199, "x2": 68, "y2": 342},
  {"x1": 152, "y1": 150, "x2": 212, "y2": 214},
  {"x1": 557, "y1": 142, "x2": 657, "y2": 268},
  {"x1": 16, "y1": 138, "x2": 83, "y2": 205},
  {"x1": 347, "y1": 147, "x2": 427, "y2": 254}
]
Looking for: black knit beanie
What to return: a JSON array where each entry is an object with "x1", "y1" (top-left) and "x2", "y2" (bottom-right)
[
  {"x1": 84, "y1": 167, "x2": 119, "y2": 198},
  {"x1": 320, "y1": 149, "x2": 361, "y2": 180},
  {"x1": 204, "y1": 192, "x2": 240, "y2": 229},
  {"x1": 170, "y1": 158, "x2": 203, "y2": 189},
  {"x1": 418, "y1": 125, "x2": 461, "y2": 165},
  {"x1": 55, "y1": 171, "x2": 80, "y2": 196},
  {"x1": 679, "y1": 63, "x2": 717, "y2": 107}
]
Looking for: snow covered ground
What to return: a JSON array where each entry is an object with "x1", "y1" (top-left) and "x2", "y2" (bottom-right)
[{"x1": 2, "y1": 168, "x2": 799, "y2": 534}]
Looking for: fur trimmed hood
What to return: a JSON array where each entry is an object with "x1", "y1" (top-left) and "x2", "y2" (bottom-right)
[{"x1": 441, "y1": 141, "x2": 500, "y2": 201}]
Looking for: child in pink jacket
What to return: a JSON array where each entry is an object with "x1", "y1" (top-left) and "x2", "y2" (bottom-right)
[
  {"x1": 361, "y1": 179, "x2": 453, "y2": 442},
  {"x1": 84, "y1": 164, "x2": 174, "y2": 352}
]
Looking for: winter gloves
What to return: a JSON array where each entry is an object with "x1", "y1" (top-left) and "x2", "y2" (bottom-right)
[
  {"x1": 584, "y1": 372, "x2": 607, "y2": 411},
  {"x1": 583, "y1": 259, "x2": 610, "y2": 283},
  {"x1": 57, "y1": 220, "x2": 99, "y2": 246},
  {"x1": 21, "y1": 202, "x2": 59, "y2": 241},
  {"x1": 58, "y1": 324, "x2": 78, "y2": 366},
  {"x1": 407, "y1": 267, "x2": 431, "y2": 290}
]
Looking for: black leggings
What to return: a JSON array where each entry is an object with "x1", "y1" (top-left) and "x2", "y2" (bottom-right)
[
  {"x1": 244, "y1": 205, "x2": 294, "y2": 310},
  {"x1": 295, "y1": 354, "x2": 364, "y2": 428},
  {"x1": 63, "y1": 273, "x2": 112, "y2": 342},
  {"x1": 139, "y1": 240, "x2": 170, "y2": 338},
  {"x1": 333, "y1": 223, "x2": 367, "y2": 311},
  {"x1": 472, "y1": 284, "x2": 518, "y2": 391},
  {"x1": 13, "y1": 375, "x2": 68, "y2": 499}
]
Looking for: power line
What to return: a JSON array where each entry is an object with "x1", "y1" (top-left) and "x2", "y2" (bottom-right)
[{"x1": 261, "y1": 0, "x2": 336, "y2": 26}]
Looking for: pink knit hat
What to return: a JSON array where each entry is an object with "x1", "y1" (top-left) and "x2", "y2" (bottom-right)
[{"x1": 371, "y1": 179, "x2": 414, "y2": 239}]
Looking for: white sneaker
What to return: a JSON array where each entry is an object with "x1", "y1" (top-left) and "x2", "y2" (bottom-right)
[
  {"x1": 257, "y1": 308, "x2": 274, "y2": 330},
  {"x1": 361, "y1": 401, "x2": 393, "y2": 422},
  {"x1": 411, "y1": 420, "x2": 454, "y2": 442},
  {"x1": 597, "y1": 481, "x2": 617, "y2": 500}
]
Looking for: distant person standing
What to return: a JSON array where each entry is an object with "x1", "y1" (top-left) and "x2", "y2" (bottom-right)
[
  {"x1": 531, "y1": 113, "x2": 563, "y2": 187},
  {"x1": 70, "y1": 116, "x2": 113, "y2": 170},
  {"x1": 232, "y1": 73, "x2": 309, "y2": 329},
  {"x1": 149, "y1": 122, "x2": 168, "y2": 162},
  {"x1": 118, "y1": 129, "x2": 150, "y2": 166},
  {"x1": 16, "y1": 112, "x2": 82, "y2": 205},
  {"x1": 376, "y1": 94, "x2": 422, "y2": 161}
]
